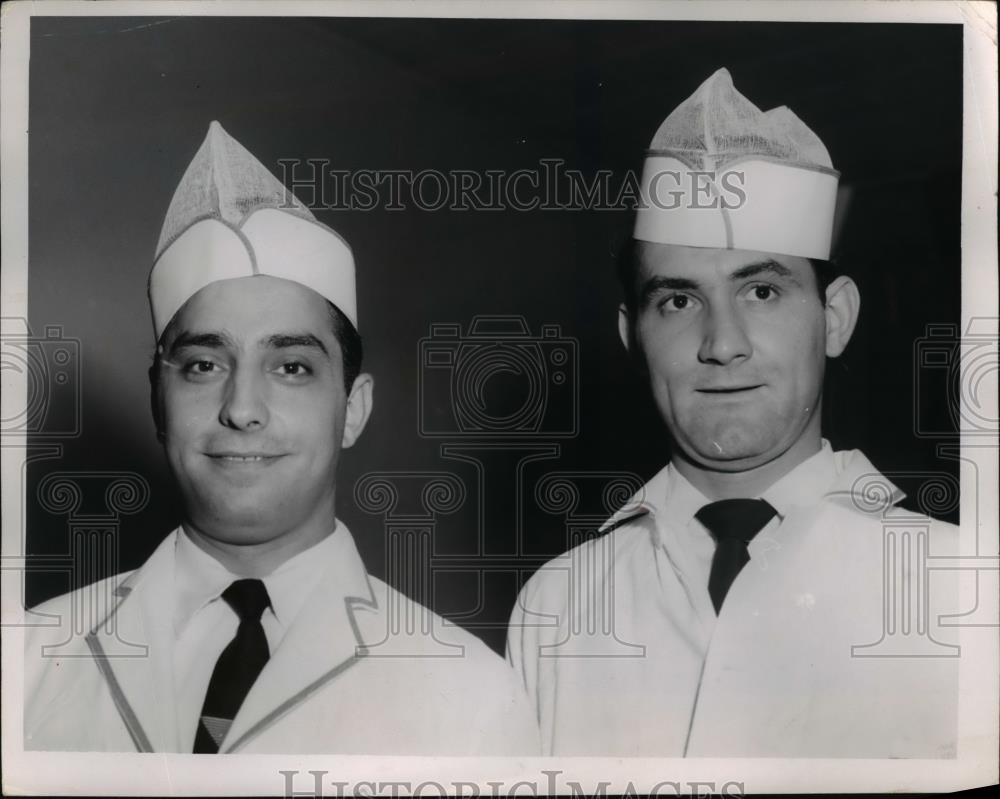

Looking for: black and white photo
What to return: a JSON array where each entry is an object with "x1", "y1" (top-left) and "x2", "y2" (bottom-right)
[{"x1": 1, "y1": 1, "x2": 996, "y2": 795}]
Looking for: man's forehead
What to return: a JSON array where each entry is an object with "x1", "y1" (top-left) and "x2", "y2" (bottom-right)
[
  {"x1": 161, "y1": 276, "x2": 338, "y2": 350},
  {"x1": 636, "y1": 242, "x2": 809, "y2": 280}
]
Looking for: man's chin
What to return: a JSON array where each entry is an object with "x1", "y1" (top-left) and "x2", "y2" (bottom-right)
[
  {"x1": 183, "y1": 499, "x2": 290, "y2": 545},
  {"x1": 679, "y1": 428, "x2": 783, "y2": 472}
]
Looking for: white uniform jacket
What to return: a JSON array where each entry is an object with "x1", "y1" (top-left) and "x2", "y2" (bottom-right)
[
  {"x1": 507, "y1": 448, "x2": 960, "y2": 757},
  {"x1": 26, "y1": 525, "x2": 540, "y2": 754}
]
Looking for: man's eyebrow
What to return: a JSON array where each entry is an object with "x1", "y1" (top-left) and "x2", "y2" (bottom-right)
[
  {"x1": 167, "y1": 331, "x2": 234, "y2": 356},
  {"x1": 639, "y1": 275, "x2": 701, "y2": 306},
  {"x1": 167, "y1": 331, "x2": 330, "y2": 357},
  {"x1": 730, "y1": 259, "x2": 797, "y2": 282},
  {"x1": 263, "y1": 333, "x2": 329, "y2": 356}
]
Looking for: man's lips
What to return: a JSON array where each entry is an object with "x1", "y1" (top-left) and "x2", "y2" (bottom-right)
[
  {"x1": 695, "y1": 384, "x2": 764, "y2": 394},
  {"x1": 205, "y1": 451, "x2": 287, "y2": 463}
]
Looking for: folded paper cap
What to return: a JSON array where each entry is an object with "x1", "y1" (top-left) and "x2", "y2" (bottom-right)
[
  {"x1": 149, "y1": 121, "x2": 357, "y2": 338},
  {"x1": 634, "y1": 68, "x2": 840, "y2": 260}
]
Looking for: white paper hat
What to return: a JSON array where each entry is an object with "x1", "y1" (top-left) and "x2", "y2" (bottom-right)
[
  {"x1": 634, "y1": 68, "x2": 839, "y2": 260},
  {"x1": 149, "y1": 121, "x2": 357, "y2": 338}
]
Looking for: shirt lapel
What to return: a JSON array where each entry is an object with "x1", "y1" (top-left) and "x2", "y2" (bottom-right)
[
  {"x1": 85, "y1": 530, "x2": 181, "y2": 752},
  {"x1": 220, "y1": 525, "x2": 376, "y2": 753}
]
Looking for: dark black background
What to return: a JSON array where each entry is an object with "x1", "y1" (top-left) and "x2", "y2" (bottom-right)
[{"x1": 25, "y1": 17, "x2": 962, "y2": 653}]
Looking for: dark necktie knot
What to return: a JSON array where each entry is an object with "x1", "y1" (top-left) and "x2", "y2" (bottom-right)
[
  {"x1": 695, "y1": 498, "x2": 777, "y2": 613},
  {"x1": 695, "y1": 498, "x2": 777, "y2": 544},
  {"x1": 221, "y1": 578, "x2": 270, "y2": 623}
]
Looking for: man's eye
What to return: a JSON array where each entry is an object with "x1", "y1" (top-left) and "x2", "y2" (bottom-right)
[
  {"x1": 278, "y1": 361, "x2": 312, "y2": 377},
  {"x1": 660, "y1": 294, "x2": 696, "y2": 312},
  {"x1": 184, "y1": 360, "x2": 220, "y2": 375},
  {"x1": 746, "y1": 284, "x2": 779, "y2": 302}
]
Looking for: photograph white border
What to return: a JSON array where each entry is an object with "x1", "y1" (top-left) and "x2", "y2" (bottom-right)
[{"x1": 2, "y1": 1, "x2": 996, "y2": 794}]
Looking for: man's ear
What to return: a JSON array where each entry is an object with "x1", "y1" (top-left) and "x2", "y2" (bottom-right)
[
  {"x1": 824, "y1": 275, "x2": 861, "y2": 357},
  {"x1": 342, "y1": 373, "x2": 374, "y2": 449},
  {"x1": 618, "y1": 303, "x2": 632, "y2": 354}
]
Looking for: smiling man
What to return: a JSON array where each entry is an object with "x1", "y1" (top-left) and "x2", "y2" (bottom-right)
[
  {"x1": 25, "y1": 122, "x2": 539, "y2": 755},
  {"x1": 507, "y1": 69, "x2": 959, "y2": 758}
]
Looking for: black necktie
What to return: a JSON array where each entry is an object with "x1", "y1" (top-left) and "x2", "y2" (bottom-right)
[
  {"x1": 193, "y1": 579, "x2": 271, "y2": 753},
  {"x1": 695, "y1": 499, "x2": 777, "y2": 613}
]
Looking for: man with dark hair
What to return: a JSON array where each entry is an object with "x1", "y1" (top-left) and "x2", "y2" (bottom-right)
[
  {"x1": 25, "y1": 122, "x2": 539, "y2": 755},
  {"x1": 508, "y1": 68, "x2": 959, "y2": 758}
]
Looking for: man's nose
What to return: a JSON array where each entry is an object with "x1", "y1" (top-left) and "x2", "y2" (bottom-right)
[
  {"x1": 219, "y1": 365, "x2": 270, "y2": 430},
  {"x1": 697, "y1": 302, "x2": 753, "y2": 366}
]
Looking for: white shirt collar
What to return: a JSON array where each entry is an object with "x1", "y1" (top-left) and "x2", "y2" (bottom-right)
[
  {"x1": 173, "y1": 523, "x2": 344, "y2": 636},
  {"x1": 760, "y1": 439, "x2": 838, "y2": 518},
  {"x1": 657, "y1": 463, "x2": 712, "y2": 528},
  {"x1": 601, "y1": 438, "x2": 840, "y2": 534}
]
